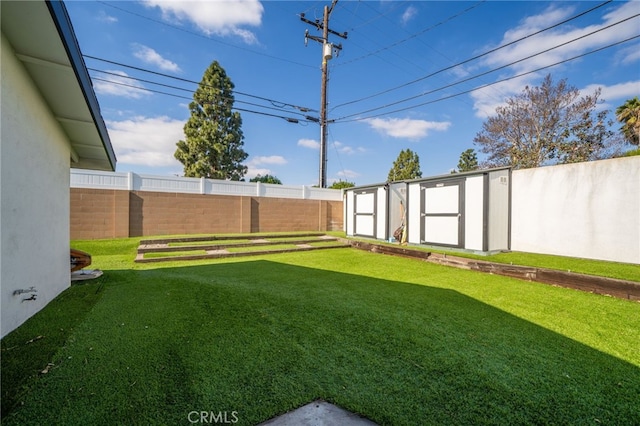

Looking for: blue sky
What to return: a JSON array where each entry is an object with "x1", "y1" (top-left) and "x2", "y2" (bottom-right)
[{"x1": 66, "y1": 0, "x2": 640, "y2": 186}]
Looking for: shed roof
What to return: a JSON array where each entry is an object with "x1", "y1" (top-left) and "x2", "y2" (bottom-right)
[
  {"x1": 345, "y1": 166, "x2": 512, "y2": 192},
  {"x1": 1, "y1": 0, "x2": 116, "y2": 171}
]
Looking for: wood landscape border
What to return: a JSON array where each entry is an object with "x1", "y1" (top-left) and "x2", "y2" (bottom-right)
[{"x1": 346, "y1": 239, "x2": 640, "y2": 301}]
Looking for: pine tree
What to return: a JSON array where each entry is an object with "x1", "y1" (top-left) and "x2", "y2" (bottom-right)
[
  {"x1": 457, "y1": 148, "x2": 478, "y2": 172},
  {"x1": 175, "y1": 61, "x2": 248, "y2": 180},
  {"x1": 388, "y1": 149, "x2": 422, "y2": 181}
]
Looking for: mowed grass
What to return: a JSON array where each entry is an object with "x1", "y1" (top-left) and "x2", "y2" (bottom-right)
[{"x1": 1, "y1": 237, "x2": 639, "y2": 425}]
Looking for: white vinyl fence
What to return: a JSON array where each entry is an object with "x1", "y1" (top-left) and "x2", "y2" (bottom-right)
[{"x1": 70, "y1": 169, "x2": 343, "y2": 201}]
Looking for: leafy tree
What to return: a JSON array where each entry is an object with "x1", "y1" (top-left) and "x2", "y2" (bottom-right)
[
  {"x1": 387, "y1": 149, "x2": 422, "y2": 181},
  {"x1": 329, "y1": 180, "x2": 355, "y2": 189},
  {"x1": 616, "y1": 97, "x2": 640, "y2": 146},
  {"x1": 175, "y1": 61, "x2": 248, "y2": 180},
  {"x1": 250, "y1": 174, "x2": 282, "y2": 184},
  {"x1": 457, "y1": 148, "x2": 479, "y2": 172},
  {"x1": 473, "y1": 74, "x2": 614, "y2": 169}
]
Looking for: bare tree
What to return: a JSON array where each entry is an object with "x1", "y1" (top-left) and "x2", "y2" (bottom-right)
[{"x1": 474, "y1": 74, "x2": 614, "y2": 169}]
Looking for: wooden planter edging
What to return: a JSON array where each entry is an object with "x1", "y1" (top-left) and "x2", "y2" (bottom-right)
[
  {"x1": 140, "y1": 232, "x2": 326, "y2": 246},
  {"x1": 346, "y1": 240, "x2": 640, "y2": 301},
  {"x1": 135, "y1": 243, "x2": 349, "y2": 263},
  {"x1": 138, "y1": 237, "x2": 339, "y2": 254},
  {"x1": 135, "y1": 234, "x2": 349, "y2": 263}
]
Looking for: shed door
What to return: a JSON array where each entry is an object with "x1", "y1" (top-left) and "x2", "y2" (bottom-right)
[
  {"x1": 421, "y1": 180, "x2": 465, "y2": 248},
  {"x1": 353, "y1": 189, "x2": 377, "y2": 238}
]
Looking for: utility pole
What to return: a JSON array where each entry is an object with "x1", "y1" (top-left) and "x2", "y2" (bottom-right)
[{"x1": 301, "y1": 1, "x2": 347, "y2": 188}]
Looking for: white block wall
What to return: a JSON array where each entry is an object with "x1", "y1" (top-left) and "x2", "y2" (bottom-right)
[{"x1": 511, "y1": 157, "x2": 640, "y2": 264}]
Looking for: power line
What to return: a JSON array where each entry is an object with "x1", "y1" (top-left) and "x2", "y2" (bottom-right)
[
  {"x1": 333, "y1": 12, "x2": 638, "y2": 121},
  {"x1": 332, "y1": 0, "x2": 426, "y2": 76},
  {"x1": 331, "y1": 0, "x2": 613, "y2": 111},
  {"x1": 88, "y1": 68, "x2": 313, "y2": 118},
  {"x1": 90, "y1": 76, "x2": 313, "y2": 124},
  {"x1": 335, "y1": 0, "x2": 485, "y2": 69},
  {"x1": 83, "y1": 54, "x2": 317, "y2": 113},
  {"x1": 333, "y1": 34, "x2": 640, "y2": 123}
]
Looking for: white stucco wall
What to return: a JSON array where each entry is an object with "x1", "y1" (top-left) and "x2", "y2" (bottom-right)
[
  {"x1": 1, "y1": 34, "x2": 71, "y2": 337},
  {"x1": 511, "y1": 157, "x2": 640, "y2": 264}
]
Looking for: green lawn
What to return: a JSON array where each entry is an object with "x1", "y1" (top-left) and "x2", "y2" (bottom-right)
[{"x1": 2, "y1": 237, "x2": 639, "y2": 425}]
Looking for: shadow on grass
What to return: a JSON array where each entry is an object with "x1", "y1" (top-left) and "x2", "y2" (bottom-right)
[
  {"x1": 2, "y1": 260, "x2": 639, "y2": 425},
  {"x1": 1, "y1": 278, "x2": 106, "y2": 418}
]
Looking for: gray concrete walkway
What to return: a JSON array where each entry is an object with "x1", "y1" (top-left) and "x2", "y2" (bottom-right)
[{"x1": 258, "y1": 400, "x2": 378, "y2": 426}]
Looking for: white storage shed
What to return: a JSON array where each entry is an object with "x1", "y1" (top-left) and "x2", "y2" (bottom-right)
[{"x1": 345, "y1": 168, "x2": 511, "y2": 253}]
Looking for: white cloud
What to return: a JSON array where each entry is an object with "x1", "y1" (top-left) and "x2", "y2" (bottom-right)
[
  {"x1": 583, "y1": 80, "x2": 640, "y2": 102},
  {"x1": 298, "y1": 138, "x2": 320, "y2": 149},
  {"x1": 335, "y1": 142, "x2": 354, "y2": 155},
  {"x1": 106, "y1": 116, "x2": 184, "y2": 167},
  {"x1": 470, "y1": 2, "x2": 640, "y2": 118},
  {"x1": 336, "y1": 169, "x2": 360, "y2": 179},
  {"x1": 93, "y1": 70, "x2": 151, "y2": 99},
  {"x1": 245, "y1": 167, "x2": 270, "y2": 180},
  {"x1": 364, "y1": 117, "x2": 451, "y2": 140},
  {"x1": 472, "y1": 78, "x2": 640, "y2": 120},
  {"x1": 401, "y1": 6, "x2": 417, "y2": 25},
  {"x1": 132, "y1": 44, "x2": 181, "y2": 73},
  {"x1": 97, "y1": 10, "x2": 118, "y2": 23},
  {"x1": 470, "y1": 75, "x2": 541, "y2": 118},
  {"x1": 142, "y1": 0, "x2": 263, "y2": 44},
  {"x1": 617, "y1": 43, "x2": 640, "y2": 65},
  {"x1": 248, "y1": 155, "x2": 287, "y2": 166},
  {"x1": 244, "y1": 155, "x2": 287, "y2": 180},
  {"x1": 582, "y1": 80, "x2": 640, "y2": 111}
]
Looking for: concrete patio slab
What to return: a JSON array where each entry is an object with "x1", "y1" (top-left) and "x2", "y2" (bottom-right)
[{"x1": 257, "y1": 400, "x2": 377, "y2": 426}]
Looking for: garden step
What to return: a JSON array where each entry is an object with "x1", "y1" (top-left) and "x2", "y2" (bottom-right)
[
  {"x1": 135, "y1": 241, "x2": 349, "y2": 263},
  {"x1": 139, "y1": 232, "x2": 326, "y2": 246},
  {"x1": 137, "y1": 237, "x2": 339, "y2": 254},
  {"x1": 135, "y1": 233, "x2": 349, "y2": 263}
]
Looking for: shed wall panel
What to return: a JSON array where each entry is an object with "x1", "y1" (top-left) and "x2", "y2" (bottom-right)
[
  {"x1": 376, "y1": 187, "x2": 387, "y2": 240},
  {"x1": 407, "y1": 184, "x2": 422, "y2": 244},
  {"x1": 488, "y1": 169, "x2": 510, "y2": 251},
  {"x1": 465, "y1": 176, "x2": 484, "y2": 251}
]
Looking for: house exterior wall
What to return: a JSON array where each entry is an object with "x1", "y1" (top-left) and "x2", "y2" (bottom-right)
[
  {"x1": 511, "y1": 157, "x2": 640, "y2": 264},
  {"x1": 1, "y1": 34, "x2": 71, "y2": 337},
  {"x1": 69, "y1": 188, "x2": 344, "y2": 239}
]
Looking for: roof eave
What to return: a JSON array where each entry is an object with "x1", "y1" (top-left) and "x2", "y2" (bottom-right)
[{"x1": 46, "y1": 0, "x2": 116, "y2": 171}]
